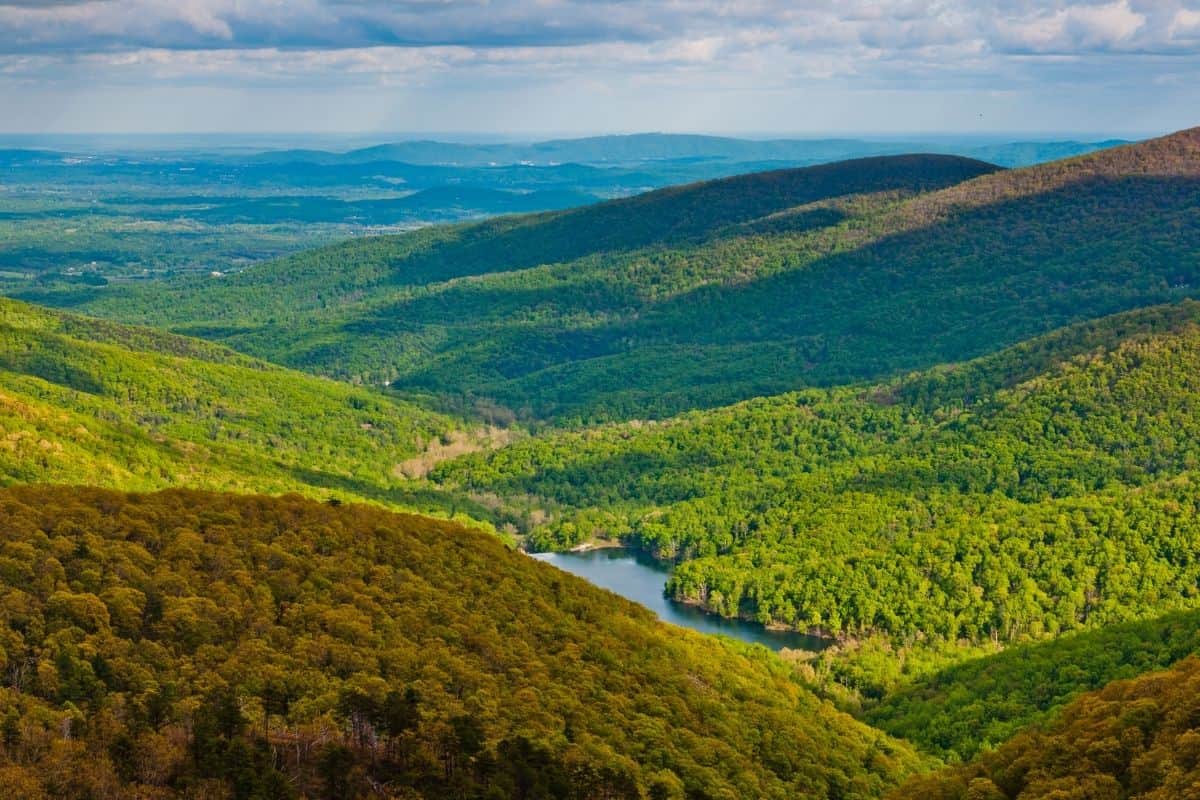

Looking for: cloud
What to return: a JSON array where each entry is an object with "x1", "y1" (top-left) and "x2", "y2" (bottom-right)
[
  {"x1": 1, "y1": 0, "x2": 1198, "y2": 134},
  {"x1": 1171, "y1": 7, "x2": 1200, "y2": 38},
  {"x1": 0, "y1": 1, "x2": 1190, "y2": 55},
  {"x1": 994, "y1": 1, "x2": 1151, "y2": 53}
]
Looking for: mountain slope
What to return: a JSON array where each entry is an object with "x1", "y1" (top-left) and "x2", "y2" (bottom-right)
[
  {"x1": 0, "y1": 298, "x2": 491, "y2": 519},
  {"x1": 63, "y1": 152, "x2": 997, "y2": 318},
  {"x1": 0, "y1": 486, "x2": 925, "y2": 799},
  {"x1": 863, "y1": 608, "x2": 1200, "y2": 761},
  {"x1": 49, "y1": 155, "x2": 998, "y2": 416},
  {"x1": 433, "y1": 301, "x2": 1200, "y2": 649},
  {"x1": 893, "y1": 655, "x2": 1200, "y2": 799},
  {"x1": 54, "y1": 129, "x2": 1200, "y2": 423}
]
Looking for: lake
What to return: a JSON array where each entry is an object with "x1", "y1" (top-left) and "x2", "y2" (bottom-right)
[{"x1": 532, "y1": 548, "x2": 829, "y2": 652}]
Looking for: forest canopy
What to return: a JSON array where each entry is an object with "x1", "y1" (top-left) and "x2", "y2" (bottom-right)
[
  {"x1": 434, "y1": 300, "x2": 1200, "y2": 651},
  {"x1": 0, "y1": 486, "x2": 924, "y2": 800}
]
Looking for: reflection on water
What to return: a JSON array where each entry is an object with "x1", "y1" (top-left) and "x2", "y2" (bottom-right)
[{"x1": 532, "y1": 548, "x2": 829, "y2": 652}]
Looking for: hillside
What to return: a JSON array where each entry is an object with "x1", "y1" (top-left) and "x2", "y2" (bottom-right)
[
  {"x1": 0, "y1": 298, "x2": 493, "y2": 520},
  {"x1": 0, "y1": 486, "x2": 924, "y2": 799},
  {"x1": 46, "y1": 154, "x2": 1000, "y2": 418},
  {"x1": 61, "y1": 152, "x2": 997, "y2": 314},
  {"x1": 894, "y1": 655, "x2": 1200, "y2": 799},
  {"x1": 35, "y1": 129, "x2": 1198, "y2": 423},
  {"x1": 861, "y1": 608, "x2": 1200, "y2": 761},
  {"x1": 433, "y1": 301, "x2": 1200, "y2": 652}
]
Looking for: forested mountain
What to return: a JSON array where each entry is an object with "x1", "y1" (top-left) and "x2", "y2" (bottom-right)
[
  {"x1": 433, "y1": 301, "x2": 1200, "y2": 653},
  {"x1": 51, "y1": 154, "x2": 999, "y2": 420},
  {"x1": 895, "y1": 655, "x2": 1200, "y2": 799},
  {"x1": 0, "y1": 297, "x2": 494, "y2": 520},
  {"x1": 5, "y1": 126, "x2": 1200, "y2": 800},
  {"x1": 61, "y1": 152, "x2": 996, "y2": 316},
  {"x1": 0, "y1": 486, "x2": 924, "y2": 799},
  {"x1": 53, "y1": 128, "x2": 1200, "y2": 423}
]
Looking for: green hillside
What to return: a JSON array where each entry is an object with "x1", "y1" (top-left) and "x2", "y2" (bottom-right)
[
  {"x1": 433, "y1": 301, "x2": 1200, "y2": 652},
  {"x1": 894, "y1": 655, "x2": 1200, "y2": 799},
  {"x1": 862, "y1": 608, "x2": 1200, "y2": 762},
  {"x1": 40, "y1": 129, "x2": 1200, "y2": 423},
  {"x1": 0, "y1": 298, "x2": 492, "y2": 520},
  {"x1": 38, "y1": 154, "x2": 1000, "y2": 420},
  {"x1": 0, "y1": 486, "x2": 924, "y2": 799}
]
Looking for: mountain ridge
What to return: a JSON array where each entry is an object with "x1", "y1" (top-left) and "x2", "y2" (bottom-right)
[
  {"x1": 241, "y1": 132, "x2": 1126, "y2": 168},
  {"x1": 42, "y1": 129, "x2": 1200, "y2": 421}
]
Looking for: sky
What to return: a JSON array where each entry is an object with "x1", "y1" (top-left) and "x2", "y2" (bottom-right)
[{"x1": 1, "y1": 0, "x2": 1199, "y2": 136}]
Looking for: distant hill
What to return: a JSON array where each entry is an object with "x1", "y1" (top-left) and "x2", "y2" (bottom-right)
[
  {"x1": 894, "y1": 655, "x2": 1200, "y2": 799},
  {"x1": 55, "y1": 128, "x2": 1200, "y2": 423},
  {"x1": 0, "y1": 297, "x2": 487, "y2": 520},
  {"x1": 0, "y1": 485, "x2": 924, "y2": 799},
  {"x1": 246, "y1": 132, "x2": 1125, "y2": 168},
  {"x1": 57, "y1": 153, "x2": 1003, "y2": 419}
]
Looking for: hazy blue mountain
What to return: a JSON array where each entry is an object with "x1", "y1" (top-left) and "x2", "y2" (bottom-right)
[{"x1": 249, "y1": 132, "x2": 1126, "y2": 168}]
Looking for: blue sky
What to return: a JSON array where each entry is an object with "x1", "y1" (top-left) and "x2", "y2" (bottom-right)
[{"x1": 2, "y1": 0, "x2": 1198, "y2": 135}]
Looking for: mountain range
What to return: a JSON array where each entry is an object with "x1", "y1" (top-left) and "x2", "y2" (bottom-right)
[
  {"x1": 54, "y1": 128, "x2": 1200, "y2": 423},
  {"x1": 3, "y1": 127, "x2": 1200, "y2": 798},
  {"x1": 242, "y1": 132, "x2": 1126, "y2": 169}
]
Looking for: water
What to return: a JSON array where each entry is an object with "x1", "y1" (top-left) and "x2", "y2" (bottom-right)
[{"x1": 532, "y1": 548, "x2": 829, "y2": 652}]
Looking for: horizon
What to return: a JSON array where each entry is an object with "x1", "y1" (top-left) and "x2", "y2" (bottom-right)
[{"x1": 0, "y1": 128, "x2": 1164, "y2": 155}]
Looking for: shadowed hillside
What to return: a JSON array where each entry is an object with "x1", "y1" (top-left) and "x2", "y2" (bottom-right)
[
  {"x1": 52, "y1": 153, "x2": 997, "y2": 321},
  {"x1": 46, "y1": 129, "x2": 1200, "y2": 423}
]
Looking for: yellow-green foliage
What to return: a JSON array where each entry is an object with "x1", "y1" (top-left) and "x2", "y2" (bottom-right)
[
  {"x1": 894, "y1": 655, "x2": 1200, "y2": 799},
  {"x1": 437, "y1": 301, "x2": 1200, "y2": 648},
  {"x1": 0, "y1": 486, "x2": 924, "y2": 799},
  {"x1": 860, "y1": 608, "x2": 1200, "y2": 762},
  {"x1": 0, "y1": 298, "x2": 490, "y2": 521}
]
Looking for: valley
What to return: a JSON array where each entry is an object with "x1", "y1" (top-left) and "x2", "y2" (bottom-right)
[{"x1": 3, "y1": 126, "x2": 1200, "y2": 798}]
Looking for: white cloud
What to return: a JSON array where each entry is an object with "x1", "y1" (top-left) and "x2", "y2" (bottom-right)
[
  {"x1": 1170, "y1": 7, "x2": 1200, "y2": 38},
  {"x1": 1, "y1": 0, "x2": 1198, "y2": 133}
]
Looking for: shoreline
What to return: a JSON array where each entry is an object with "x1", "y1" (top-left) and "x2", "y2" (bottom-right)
[
  {"x1": 670, "y1": 595, "x2": 836, "y2": 645},
  {"x1": 568, "y1": 539, "x2": 625, "y2": 553}
]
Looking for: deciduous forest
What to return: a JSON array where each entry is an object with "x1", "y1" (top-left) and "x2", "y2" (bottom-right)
[{"x1": 3, "y1": 128, "x2": 1200, "y2": 798}]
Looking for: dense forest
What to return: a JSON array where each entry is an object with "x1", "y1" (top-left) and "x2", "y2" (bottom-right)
[
  {"x1": 43, "y1": 154, "x2": 1003, "y2": 420},
  {"x1": 5, "y1": 134, "x2": 1110, "y2": 295},
  {"x1": 894, "y1": 655, "x2": 1200, "y2": 799},
  {"x1": 44, "y1": 129, "x2": 1200, "y2": 422},
  {"x1": 859, "y1": 607, "x2": 1200, "y2": 762},
  {"x1": 434, "y1": 301, "x2": 1200, "y2": 652},
  {"x1": 0, "y1": 486, "x2": 923, "y2": 799}
]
